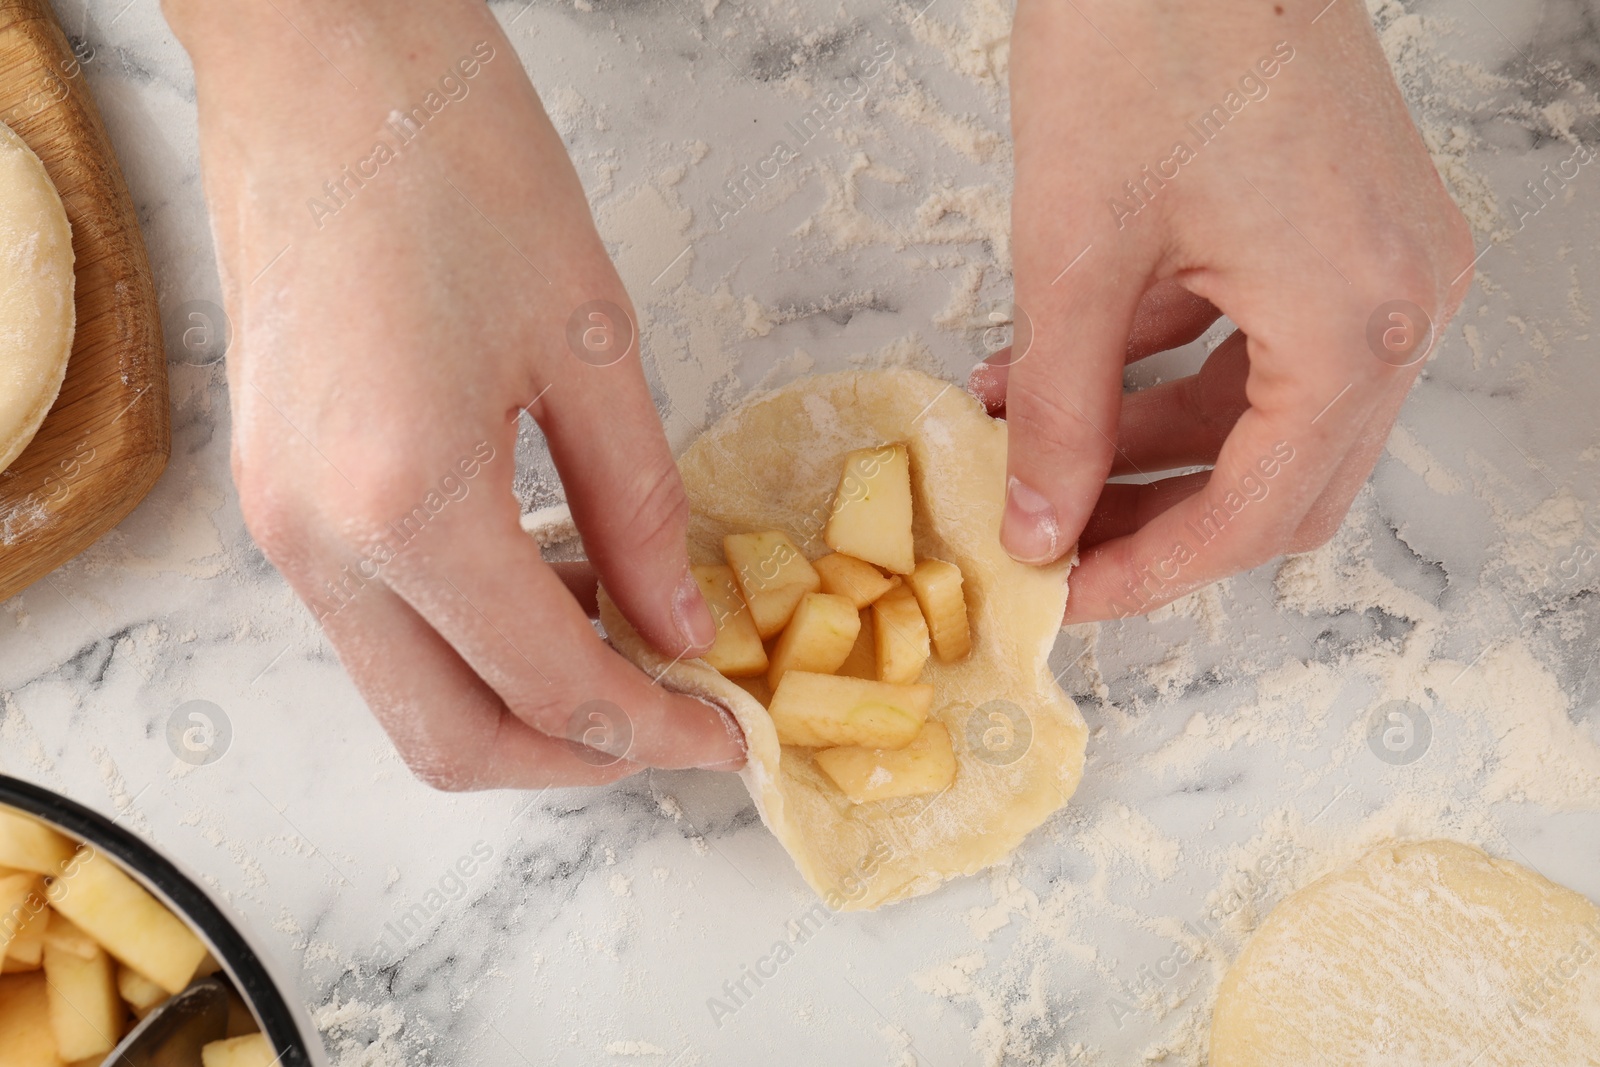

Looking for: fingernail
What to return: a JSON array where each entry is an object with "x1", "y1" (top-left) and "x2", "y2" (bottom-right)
[
  {"x1": 1001, "y1": 476, "x2": 1061, "y2": 564},
  {"x1": 673, "y1": 571, "x2": 718, "y2": 652},
  {"x1": 694, "y1": 697, "x2": 747, "y2": 770},
  {"x1": 967, "y1": 361, "x2": 1006, "y2": 415}
]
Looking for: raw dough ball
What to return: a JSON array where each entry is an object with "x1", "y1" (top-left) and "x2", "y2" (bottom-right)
[
  {"x1": 0, "y1": 120, "x2": 74, "y2": 474},
  {"x1": 601, "y1": 369, "x2": 1087, "y2": 909},
  {"x1": 1211, "y1": 839, "x2": 1600, "y2": 1066}
]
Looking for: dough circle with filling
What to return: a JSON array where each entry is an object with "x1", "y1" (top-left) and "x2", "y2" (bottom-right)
[
  {"x1": 1211, "y1": 839, "x2": 1600, "y2": 1065},
  {"x1": 601, "y1": 369, "x2": 1087, "y2": 909},
  {"x1": 0, "y1": 120, "x2": 74, "y2": 474}
]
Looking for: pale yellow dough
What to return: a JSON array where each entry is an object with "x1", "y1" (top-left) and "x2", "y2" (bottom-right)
[
  {"x1": 0, "y1": 121, "x2": 74, "y2": 474},
  {"x1": 1211, "y1": 840, "x2": 1600, "y2": 1066},
  {"x1": 600, "y1": 369, "x2": 1087, "y2": 910}
]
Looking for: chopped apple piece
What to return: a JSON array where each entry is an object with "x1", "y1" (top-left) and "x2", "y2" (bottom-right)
[
  {"x1": 43, "y1": 943, "x2": 120, "y2": 1062},
  {"x1": 905, "y1": 558, "x2": 972, "y2": 662},
  {"x1": 814, "y1": 722, "x2": 957, "y2": 803},
  {"x1": 0, "y1": 973, "x2": 61, "y2": 1067},
  {"x1": 0, "y1": 874, "x2": 42, "y2": 960},
  {"x1": 0, "y1": 811, "x2": 75, "y2": 876},
  {"x1": 39, "y1": 914, "x2": 95, "y2": 963},
  {"x1": 766, "y1": 593, "x2": 860, "y2": 688},
  {"x1": 691, "y1": 565, "x2": 767, "y2": 678},
  {"x1": 872, "y1": 584, "x2": 931, "y2": 685},
  {"x1": 824, "y1": 444, "x2": 915, "y2": 574},
  {"x1": 201, "y1": 1034, "x2": 276, "y2": 1067},
  {"x1": 4, "y1": 903, "x2": 47, "y2": 970},
  {"x1": 836, "y1": 611, "x2": 876, "y2": 680},
  {"x1": 45, "y1": 849, "x2": 207, "y2": 996},
  {"x1": 114, "y1": 965, "x2": 166, "y2": 1017},
  {"x1": 723, "y1": 531, "x2": 822, "y2": 638},
  {"x1": 812, "y1": 553, "x2": 896, "y2": 609},
  {"x1": 768, "y1": 672, "x2": 932, "y2": 749}
]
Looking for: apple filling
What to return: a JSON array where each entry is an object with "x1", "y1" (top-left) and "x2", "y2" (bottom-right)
[
  {"x1": 693, "y1": 443, "x2": 971, "y2": 804},
  {"x1": 0, "y1": 805, "x2": 279, "y2": 1065}
]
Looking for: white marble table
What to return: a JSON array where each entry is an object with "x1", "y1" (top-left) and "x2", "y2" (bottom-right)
[{"x1": 4, "y1": 0, "x2": 1599, "y2": 1063}]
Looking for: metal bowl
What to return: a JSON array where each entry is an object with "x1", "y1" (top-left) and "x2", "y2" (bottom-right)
[{"x1": 0, "y1": 774, "x2": 327, "y2": 1066}]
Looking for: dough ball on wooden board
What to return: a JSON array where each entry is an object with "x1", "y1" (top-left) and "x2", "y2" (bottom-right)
[
  {"x1": 599, "y1": 369, "x2": 1087, "y2": 910},
  {"x1": 0, "y1": 119, "x2": 74, "y2": 474},
  {"x1": 1211, "y1": 839, "x2": 1600, "y2": 1066}
]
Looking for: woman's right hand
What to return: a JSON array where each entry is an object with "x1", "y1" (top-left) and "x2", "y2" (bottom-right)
[{"x1": 165, "y1": 0, "x2": 745, "y2": 788}]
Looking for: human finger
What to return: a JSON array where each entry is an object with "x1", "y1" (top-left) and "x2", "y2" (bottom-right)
[{"x1": 1110, "y1": 330, "x2": 1251, "y2": 476}]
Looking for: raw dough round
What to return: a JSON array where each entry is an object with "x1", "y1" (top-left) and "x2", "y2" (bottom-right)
[
  {"x1": 600, "y1": 369, "x2": 1087, "y2": 909},
  {"x1": 1211, "y1": 839, "x2": 1600, "y2": 1066},
  {"x1": 0, "y1": 120, "x2": 75, "y2": 474}
]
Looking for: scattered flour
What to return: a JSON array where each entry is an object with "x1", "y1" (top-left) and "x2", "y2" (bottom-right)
[
  {"x1": 904, "y1": 0, "x2": 1011, "y2": 92},
  {"x1": 880, "y1": 79, "x2": 1005, "y2": 164},
  {"x1": 88, "y1": 0, "x2": 1582, "y2": 1062},
  {"x1": 531, "y1": 0, "x2": 1600, "y2": 1054},
  {"x1": 603, "y1": 1039, "x2": 669, "y2": 1056},
  {"x1": 1385, "y1": 422, "x2": 1463, "y2": 495},
  {"x1": 314, "y1": 998, "x2": 415, "y2": 1067},
  {"x1": 598, "y1": 182, "x2": 695, "y2": 292}
]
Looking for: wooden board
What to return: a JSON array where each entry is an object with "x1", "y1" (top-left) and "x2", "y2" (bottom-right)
[{"x1": 0, "y1": 0, "x2": 168, "y2": 602}]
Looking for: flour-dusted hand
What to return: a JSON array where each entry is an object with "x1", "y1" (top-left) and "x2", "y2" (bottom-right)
[
  {"x1": 165, "y1": 0, "x2": 743, "y2": 786},
  {"x1": 976, "y1": 0, "x2": 1475, "y2": 622}
]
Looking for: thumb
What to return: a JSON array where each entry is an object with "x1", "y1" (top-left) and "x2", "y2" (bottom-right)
[
  {"x1": 534, "y1": 295, "x2": 713, "y2": 659},
  {"x1": 1002, "y1": 246, "x2": 1150, "y2": 563}
]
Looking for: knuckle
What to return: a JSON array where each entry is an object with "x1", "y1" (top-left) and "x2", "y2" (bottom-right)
[
  {"x1": 509, "y1": 697, "x2": 566, "y2": 737},
  {"x1": 233, "y1": 440, "x2": 442, "y2": 561},
  {"x1": 1184, "y1": 369, "x2": 1247, "y2": 437},
  {"x1": 1007, "y1": 385, "x2": 1113, "y2": 471},
  {"x1": 385, "y1": 708, "x2": 495, "y2": 792},
  {"x1": 337, "y1": 455, "x2": 461, "y2": 559},
  {"x1": 343, "y1": 456, "x2": 427, "y2": 530},
  {"x1": 234, "y1": 468, "x2": 304, "y2": 563},
  {"x1": 508, "y1": 681, "x2": 590, "y2": 737},
  {"x1": 1357, "y1": 238, "x2": 1441, "y2": 316},
  {"x1": 395, "y1": 743, "x2": 476, "y2": 792},
  {"x1": 616, "y1": 460, "x2": 689, "y2": 553},
  {"x1": 1287, "y1": 515, "x2": 1341, "y2": 555},
  {"x1": 1355, "y1": 207, "x2": 1473, "y2": 326}
]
